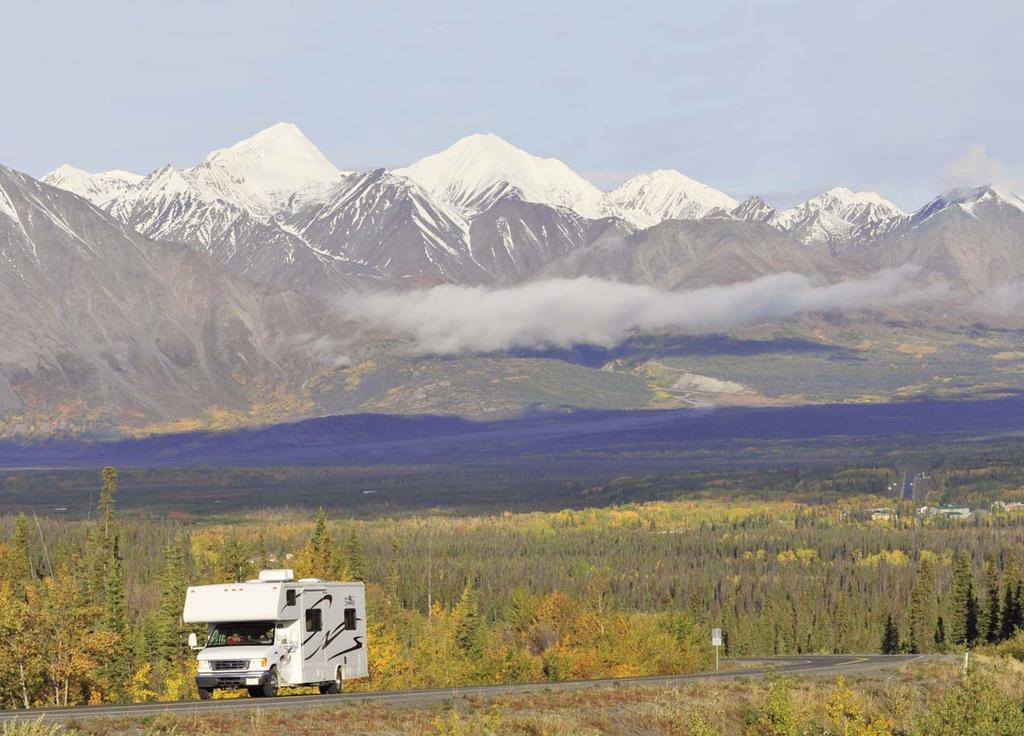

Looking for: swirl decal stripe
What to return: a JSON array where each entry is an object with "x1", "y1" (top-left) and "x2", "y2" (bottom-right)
[{"x1": 328, "y1": 636, "x2": 364, "y2": 660}]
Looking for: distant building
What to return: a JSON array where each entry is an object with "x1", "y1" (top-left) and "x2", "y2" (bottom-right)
[
  {"x1": 918, "y1": 505, "x2": 972, "y2": 520},
  {"x1": 992, "y1": 501, "x2": 1024, "y2": 512},
  {"x1": 868, "y1": 508, "x2": 896, "y2": 521}
]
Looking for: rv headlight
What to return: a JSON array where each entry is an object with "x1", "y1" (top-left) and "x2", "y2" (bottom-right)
[
  {"x1": 197, "y1": 660, "x2": 211, "y2": 672},
  {"x1": 251, "y1": 658, "x2": 268, "y2": 670}
]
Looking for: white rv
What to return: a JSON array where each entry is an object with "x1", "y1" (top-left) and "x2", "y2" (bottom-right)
[{"x1": 182, "y1": 569, "x2": 368, "y2": 699}]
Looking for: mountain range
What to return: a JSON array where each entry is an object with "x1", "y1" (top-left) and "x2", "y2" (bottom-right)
[
  {"x1": 1, "y1": 122, "x2": 1021, "y2": 434},
  {"x1": 40, "y1": 123, "x2": 1024, "y2": 293}
]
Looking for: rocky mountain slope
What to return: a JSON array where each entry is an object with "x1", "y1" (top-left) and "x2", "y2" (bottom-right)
[
  {"x1": 847, "y1": 186, "x2": 1024, "y2": 291},
  {"x1": 0, "y1": 165, "x2": 350, "y2": 433},
  {"x1": 542, "y1": 218, "x2": 855, "y2": 289},
  {"x1": 282, "y1": 168, "x2": 486, "y2": 286}
]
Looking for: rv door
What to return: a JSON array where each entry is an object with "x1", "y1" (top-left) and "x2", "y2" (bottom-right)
[{"x1": 300, "y1": 590, "x2": 329, "y2": 682}]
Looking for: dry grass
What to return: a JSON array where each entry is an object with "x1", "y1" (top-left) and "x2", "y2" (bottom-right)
[{"x1": 44, "y1": 658, "x2": 1016, "y2": 736}]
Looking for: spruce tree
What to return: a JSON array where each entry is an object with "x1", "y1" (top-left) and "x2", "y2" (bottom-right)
[
  {"x1": 156, "y1": 536, "x2": 187, "y2": 663},
  {"x1": 1001, "y1": 553, "x2": 1023, "y2": 640},
  {"x1": 100, "y1": 537, "x2": 132, "y2": 700},
  {"x1": 1001, "y1": 584, "x2": 1018, "y2": 641},
  {"x1": 948, "y1": 551, "x2": 978, "y2": 646},
  {"x1": 344, "y1": 530, "x2": 366, "y2": 582},
  {"x1": 217, "y1": 535, "x2": 253, "y2": 583},
  {"x1": 966, "y1": 589, "x2": 980, "y2": 646},
  {"x1": 10, "y1": 513, "x2": 32, "y2": 596},
  {"x1": 982, "y1": 554, "x2": 1001, "y2": 644},
  {"x1": 881, "y1": 614, "x2": 900, "y2": 654},
  {"x1": 98, "y1": 467, "x2": 118, "y2": 546},
  {"x1": 453, "y1": 585, "x2": 484, "y2": 657},
  {"x1": 908, "y1": 556, "x2": 936, "y2": 654},
  {"x1": 296, "y1": 508, "x2": 340, "y2": 579},
  {"x1": 384, "y1": 539, "x2": 401, "y2": 620}
]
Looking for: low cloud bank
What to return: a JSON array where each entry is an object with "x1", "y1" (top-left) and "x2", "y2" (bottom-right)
[
  {"x1": 337, "y1": 266, "x2": 931, "y2": 355},
  {"x1": 973, "y1": 281, "x2": 1024, "y2": 314}
]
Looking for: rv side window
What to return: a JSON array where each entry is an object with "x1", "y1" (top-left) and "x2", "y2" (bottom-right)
[
  {"x1": 344, "y1": 607, "x2": 357, "y2": 630},
  {"x1": 285, "y1": 589, "x2": 297, "y2": 606},
  {"x1": 305, "y1": 608, "x2": 323, "y2": 632}
]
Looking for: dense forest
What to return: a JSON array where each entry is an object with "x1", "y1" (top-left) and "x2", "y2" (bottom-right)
[{"x1": 3, "y1": 467, "x2": 1024, "y2": 708}]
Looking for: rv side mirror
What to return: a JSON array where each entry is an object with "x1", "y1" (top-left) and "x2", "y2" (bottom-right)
[{"x1": 188, "y1": 632, "x2": 199, "y2": 650}]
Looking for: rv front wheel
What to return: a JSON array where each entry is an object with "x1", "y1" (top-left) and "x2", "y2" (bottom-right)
[
  {"x1": 260, "y1": 666, "x2": 279, "y2": 698},
  {"x1": 197, "y1": 687, "x2": 213, "y2": 700},
  {"x1": 319, "y1": 667, "x2": 342, "y2": 694}
]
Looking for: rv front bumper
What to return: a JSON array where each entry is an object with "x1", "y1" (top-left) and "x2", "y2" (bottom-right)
[{"x1": 196, "y1": 670, "x2": 273, "y2": 690}]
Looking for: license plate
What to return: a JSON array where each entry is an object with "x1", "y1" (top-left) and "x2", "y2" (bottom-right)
[{"x1": 246, "y1": 677, "x2": 259, "y2": 686}]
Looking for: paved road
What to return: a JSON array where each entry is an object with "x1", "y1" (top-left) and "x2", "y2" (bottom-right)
[{"x1": 0, "y1": 654, "x2": 929, "y2": 723}]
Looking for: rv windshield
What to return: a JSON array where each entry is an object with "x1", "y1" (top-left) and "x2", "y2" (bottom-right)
[{"x1": 206, "y1": 622, "x2": 275, "y2": 647}]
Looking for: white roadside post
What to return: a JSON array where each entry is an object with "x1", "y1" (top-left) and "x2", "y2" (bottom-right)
[{"x1": 711, "y1": 628, "x2": 722, "y2": 671}]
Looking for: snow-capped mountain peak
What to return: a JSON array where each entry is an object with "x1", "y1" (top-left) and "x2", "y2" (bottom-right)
[
  {"x1": 775, "y1": 186, "x2": 905, "y2": 247},
  {"x1": 605, "y1": 169, "x2": 738, "y2": 228},
  {"x1": 913, "y1": 185, "x2": 1024, "y2": 223},
  {"x1": 396, "y1": 133, "x2": 605, "y2": 218},
  {"x1": 780, "y1": 187, "x2": 904, "y2": 228},
  {"x1": 42, "y1": 164, "x2": 142, "y2": 207},
  {"x1": 731, "y1": 195, "x2": 780, "y2": 225},
  {"x1": 187, "y1": 122, "x2": 347, "y2": 216}
]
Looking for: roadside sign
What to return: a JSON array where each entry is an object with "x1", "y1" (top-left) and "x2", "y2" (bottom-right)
[{"x1": 711, "y1": 628, "x2": 722, "y2": 646}]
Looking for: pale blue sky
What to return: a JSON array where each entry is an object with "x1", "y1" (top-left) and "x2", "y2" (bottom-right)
[{"x1": 2, "y1": 0, "x2": 1021, "y2": 208}]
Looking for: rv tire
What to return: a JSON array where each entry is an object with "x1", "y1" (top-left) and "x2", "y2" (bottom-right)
[
  {"x1": 260, "y1": 666, "x2": 279, "y2": 698},
  {"x1": 319, "y1": 667, "x2": 342, "y2": 694},
  {"x1": 197, "y1": 687, "x2": 213, "y2": 700}
]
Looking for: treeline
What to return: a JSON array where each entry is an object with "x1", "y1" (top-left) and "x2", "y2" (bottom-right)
[
  {"x1": 0, "y1": 469, "x2": 193, "y2": 706},
  {"x1": 0, "y1": 474, "x2": 710, "y2": 707},
  {"x1": 5, "y1": 471, "x2": 1024, "y2": 707}
]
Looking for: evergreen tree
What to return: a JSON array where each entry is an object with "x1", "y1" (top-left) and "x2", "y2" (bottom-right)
[
  {"x1": 934, "y1": 616, "x2": 946, "y2": 652},
  {"x1": 296, "y1": 508, "x2": 340, "y2": 579},
  {"x1": 384, "y1": 539, "x2": 401, "y2": 620},
  {"x1": 1001, "y1": 584, "x2": 1018, "y2": 641},
  {"x1": 255, "y1": 530, "x2": 268, "y2": 571},
  {"x1": 908, "y1": 556, "x2": 936, "y2": 654},
  {"x1": 982, "y1": 554, "x2": 1001, "y2": 644},
  {"x1": 1001, "y1": 553, "x2": 1023, "y2": 640},
  {"x1": 155, "y1": 536, "x2": 187, "y2": 663},
  {"x1": 966, "y1": 594, "x2": 979, "y2": 646},
  {"x1": 216, "y1": 535, "x2": 253, "y2": 583},
  {"x1": 100, "y1": 537, "x2": 132, "y2": 700},
  {"x1": 881, "y1": 613, "x2": 900, "y2": 654},
  {"x1": 948, "y1": 551, "x2": 978, "y2": 646},
  {"x1": 98, "y1": 467, "x2": 118, "y2": 546},
  {"x1": 344, "y1": 530, "x2": 366, "y2": 582},
  {"x1": 9, "y1": 513, "x2": 32, "y2": 597},
  {"x1": 453, "y1": 585, "x2": 484, "y2": 657},
  {"x1": 833, "y1": 597, "x2": 855, "y2": 654},
  {"x1": 80, "y1": 468, "x2": 123, "y2": 610}
]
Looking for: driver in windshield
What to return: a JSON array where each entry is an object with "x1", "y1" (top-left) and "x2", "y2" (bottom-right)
[{"x1": 211, "y1": 622, "x2": 275, "y2": 646}]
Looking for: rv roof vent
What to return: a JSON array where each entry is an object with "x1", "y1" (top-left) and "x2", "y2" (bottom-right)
[
  {"x1": 298, "y1": 577, "x2": 323, "y2": 583},
  {"x1": 258, "y1": 569, "x2": 295, "y2": 582}
]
